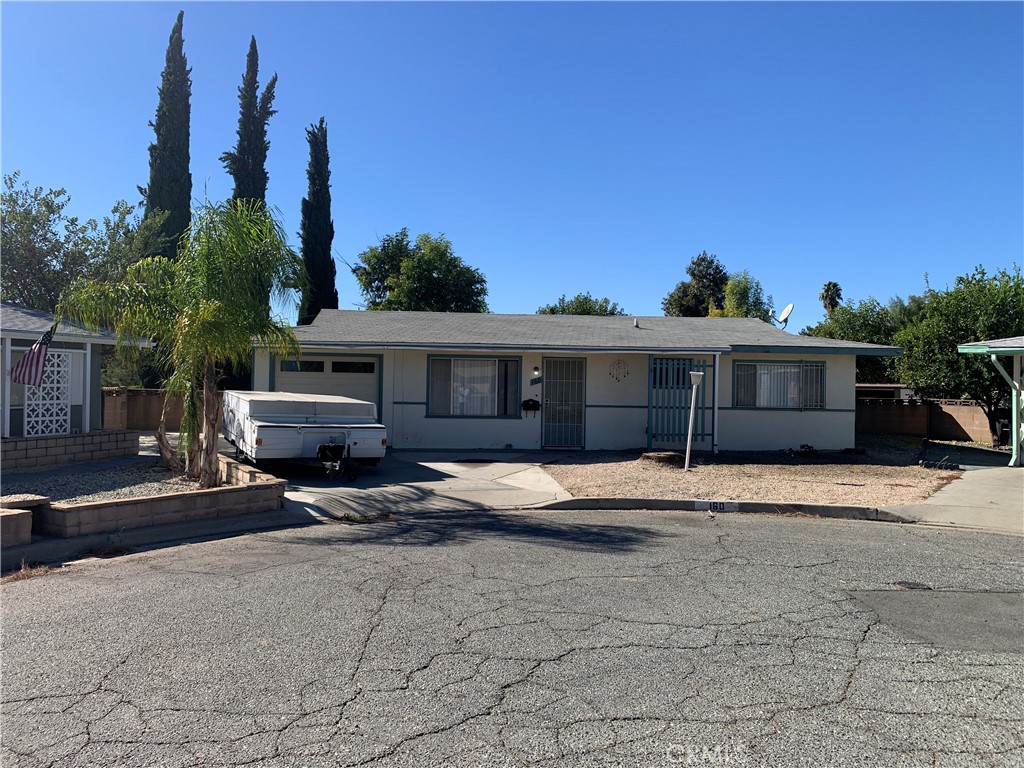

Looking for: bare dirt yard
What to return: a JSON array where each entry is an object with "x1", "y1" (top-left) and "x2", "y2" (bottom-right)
[{"x1": 542, "y1": 436, "x2": 962, "y2": 507}]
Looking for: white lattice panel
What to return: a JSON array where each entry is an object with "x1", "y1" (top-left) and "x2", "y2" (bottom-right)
[{"x1": 25, "y1": 351, "x2": 71, "y2": 436}]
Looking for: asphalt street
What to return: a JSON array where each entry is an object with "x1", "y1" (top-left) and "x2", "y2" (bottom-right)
[{"x1": 2, "y1": 510, "x2": 1022, "y2": 768}]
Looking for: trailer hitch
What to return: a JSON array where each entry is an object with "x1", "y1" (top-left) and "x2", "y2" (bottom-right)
[{"x1": 317, "y1": 443, "x2": 357, "y2": 482}]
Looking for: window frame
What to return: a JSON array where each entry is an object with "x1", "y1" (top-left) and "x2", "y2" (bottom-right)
[
  {"x1": 426, "y1": 355, "x2": 523, "y2": 419},
  {"x1": 331, "y1": 360, "x2": 376, "y2": 374},
  {"x1": 732, "y1": 360, "x2": 826, "y2": 410},
  {"x1": 279, "y1": 359, "x2": 325, "y2": 373}
]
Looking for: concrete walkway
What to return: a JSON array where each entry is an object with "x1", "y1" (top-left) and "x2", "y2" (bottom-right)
[{"x1": 889, "y1": 466, "x2": 1023, "y2": 536}]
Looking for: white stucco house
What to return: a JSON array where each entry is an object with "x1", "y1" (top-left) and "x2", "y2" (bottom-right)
[
  {"x1": 251, "y1": 310, "x2": 900, "y2": 453},
  {"x1": 1, "y1": 302, "x2": 112, "y2": 438}
]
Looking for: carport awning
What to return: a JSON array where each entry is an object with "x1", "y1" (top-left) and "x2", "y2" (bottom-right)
[{"x1": 958, "y1": 336, "x2": 1024, "y2": 467}]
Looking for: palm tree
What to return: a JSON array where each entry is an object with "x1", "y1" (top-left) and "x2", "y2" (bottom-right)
[
  {"x1": 819, "y1": 281, "x2": 842, "y2": 317},
  {"x1": 58, "y1": 199, "x2": 304, "y2": 487}
]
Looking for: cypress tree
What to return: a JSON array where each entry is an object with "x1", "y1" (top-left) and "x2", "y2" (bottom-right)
[
  {"x1": 297, "y1": 118, "x2": 338, "y2": 326},
  {"x1": 143, "y1": 10, "x2": 192, "y2": 259},
  {"x1": 221, "y1": 37, "x2": 277, "y2": 205}
]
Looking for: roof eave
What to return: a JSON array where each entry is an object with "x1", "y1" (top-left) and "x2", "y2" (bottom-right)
[{"x1": 281, "y1": 340, "x2": 734, "y2": 354}]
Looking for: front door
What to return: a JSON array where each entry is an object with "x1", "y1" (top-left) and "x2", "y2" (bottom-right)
[{"x1": 543, "y1": 358, "x2": 585, "y2": 448}]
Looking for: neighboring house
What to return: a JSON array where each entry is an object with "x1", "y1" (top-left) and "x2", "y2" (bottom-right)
[
  {"x1": 251, "y1": 310, "x2": 900, "y2": 453},
  {"x1": 1, "y1": 302, "x2": 113, "y2": 438}
]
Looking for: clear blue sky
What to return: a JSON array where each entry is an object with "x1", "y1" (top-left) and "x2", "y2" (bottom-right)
[{"x1": 3, "y1": 1, "x2": 1021, "y2": 332}]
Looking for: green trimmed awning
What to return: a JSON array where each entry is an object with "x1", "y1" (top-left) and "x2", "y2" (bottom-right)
[
  {"x1": 957, "y1": 336, "x2": 1024, "y2": 356},
  {"x1": 958, "y1": 336, "x2": 1023, "y2": 467}
]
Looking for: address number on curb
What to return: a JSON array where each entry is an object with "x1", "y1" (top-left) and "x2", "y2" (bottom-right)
[{"x1": 696, "y1": 500, "x2": 739, "y2": 512}]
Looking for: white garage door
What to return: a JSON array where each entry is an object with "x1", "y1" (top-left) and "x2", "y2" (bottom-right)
[{"x1": 275, "y1": 357, "x2": 379, "y2": 407}]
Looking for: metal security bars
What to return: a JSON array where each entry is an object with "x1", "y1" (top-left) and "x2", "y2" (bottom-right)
[
  {"x1": 647, "y1": 357, "x2": 709, "y2": 449},
  {"x1": 734, "y1": 361, "x2": 825, "y2": 409},
  {"x1": 543, "y1": 358, "x2": 585, "y2": 447}
]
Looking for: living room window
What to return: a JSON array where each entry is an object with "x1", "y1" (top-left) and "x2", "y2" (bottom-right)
[
  {"x1": 735, "y1": 361, "x2": 825, "y2": 409},
  {"x1": 428, "y1": 357, "x2": 520, "y2": 417}
]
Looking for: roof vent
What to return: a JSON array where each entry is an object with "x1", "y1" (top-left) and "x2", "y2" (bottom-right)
[{"x1": 633, "y1": 318, "x2": 640, "y2": 329}]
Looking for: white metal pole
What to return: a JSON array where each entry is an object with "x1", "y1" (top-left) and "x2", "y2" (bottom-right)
[{"x1": 684, "y1": 371, "x2": 704, "y2": 471}]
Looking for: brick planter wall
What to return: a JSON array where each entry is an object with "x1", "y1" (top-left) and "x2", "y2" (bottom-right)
[
  {"x1": 1, "y1": 431, "x2": 139, "y2": 471},
  {"x1": 37, "y1": 456, "x2": 285, "y2": 538}
]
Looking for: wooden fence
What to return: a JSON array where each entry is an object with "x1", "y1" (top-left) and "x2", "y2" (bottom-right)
[{"x1": 102, "y1": 388, "x2": 183, "y2": 431}]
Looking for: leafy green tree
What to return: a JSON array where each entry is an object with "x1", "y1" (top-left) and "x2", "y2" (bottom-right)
[
  {"x1": 819, "y1": 281, "x2": 842, "y2": 317},
  {"x1": 59, "y1": 200, "x2": 303, "y2": 487},
  {"x1": 352, "y1": 229, "x2": 488, "y2": 312},
  {"x1": 537, "y1": 292, "x2": 625, "y2": 316},
  {"x1": 221, "y1": 37, "x2": 277, "y2": 205},
  {"x1": 1, "y1": 173, "x2": 93, "y2": 312},
  {"x1": 663, "y1": 251, "x2": 728, "y2": 317},
  {"x1": 886, "y1": 293, "x2": 928, "y2": 328},
  {"x1": 142, "y1": 10, "x2": 192, "y2": 260},
  {"x1": 1, "y1": 173, "x2": 168, "y2": 312},
  {"x1": 801, "y1": 297, "x2": 903, "y2": 383},
  {"x1": 707, "y1": 270, "x2": 774, "y2": 321},
  {"x1": 297, "y1": 118, "x2": 337, "y2": 325},
  {"x1": 892, "y1": 266, "x2": 1024, "y2": 442},
  {"x1": 88, "y1": 201, "x2": 171, "y2": 284}
]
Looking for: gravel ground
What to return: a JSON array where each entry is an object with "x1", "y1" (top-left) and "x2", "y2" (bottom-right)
[
  {"x1": 1, "y1": 462, "x2": 199, "y2": 505},
  {"x1": 543, "y1": 435, "x2": 962, "y2": 507}
]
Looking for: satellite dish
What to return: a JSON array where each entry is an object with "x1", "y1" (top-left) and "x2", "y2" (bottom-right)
[{"x1": 770, "y1": 302, "x2": 794, "y2": 329}]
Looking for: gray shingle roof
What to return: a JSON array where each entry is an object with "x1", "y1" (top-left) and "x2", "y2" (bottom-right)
[
  {"x1": 958, "y1": 336, "x2": 1024, "y2": 355},
  {"x1": 293, "y1": 310, "x2": 901, "y2": 356},
  {"x1": 0, "y1": 302, "x2": 117, "y2": 343}
]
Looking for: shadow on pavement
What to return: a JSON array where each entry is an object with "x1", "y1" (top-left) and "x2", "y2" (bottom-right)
[
  {"x1": 920, "y1": 440, "x2": 1011, "y2": 468},
  {"x1": 277, "y1": 454, "x2": 452, "y2": 491},
  {"x1": 277, "y1": 488, "x2": 670, "y2": 553}
]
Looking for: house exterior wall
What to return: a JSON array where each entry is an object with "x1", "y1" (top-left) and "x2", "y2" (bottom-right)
[
  {"x1": 4, "y1": 341, "x2": 91, "y2": 437},
  {"x1": 254, "y1": 347, "x2": 722, "y2": 451},
  {"x1": 717, "y1": 352, "x2": 857, "y2": 450}
]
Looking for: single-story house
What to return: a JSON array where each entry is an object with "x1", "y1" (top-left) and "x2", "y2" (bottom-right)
[
  {"x1": 251, "y1": 310, "x2": 900, "y2": 453},
  {"x1": 1, "y1": 302, "x2": 112, "y2": 438}
]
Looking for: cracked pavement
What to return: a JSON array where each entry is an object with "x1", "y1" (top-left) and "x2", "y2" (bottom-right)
[{"x1": 2, "y1": 510, "x2": 1022, "y2": 767}]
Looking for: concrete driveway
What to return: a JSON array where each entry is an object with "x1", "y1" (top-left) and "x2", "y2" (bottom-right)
[
  {"x1": 2, "y1": 510, "x2": 1022, "y2": 767},
  {"x1": 281, "y1": 450, "x2": 573, "y2": 519}
]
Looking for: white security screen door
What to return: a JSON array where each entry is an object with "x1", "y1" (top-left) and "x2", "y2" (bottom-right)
[{"x1": 24, "y1": 350, "x2": 71, "y2": 436}]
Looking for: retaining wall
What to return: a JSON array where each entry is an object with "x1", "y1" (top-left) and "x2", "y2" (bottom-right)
[
  {"x1": 37, "y1": 456, "x2": 284, "y2": 538},
  {"x1": 1, "y1": 431, "x2": 139, "y2": 471}
]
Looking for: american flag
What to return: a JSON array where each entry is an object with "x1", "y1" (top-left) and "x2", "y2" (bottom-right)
[{"x1": 11, "y1": 325, "x2": 55, "y2": 388}]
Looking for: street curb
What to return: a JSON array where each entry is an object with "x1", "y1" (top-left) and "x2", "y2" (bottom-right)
[
  {"x1": 1, "y1": 507, "x2": 311, "y2": 572},
  {"x1": 530, "y1": 497, "x2": 916, "y2": 524}
]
